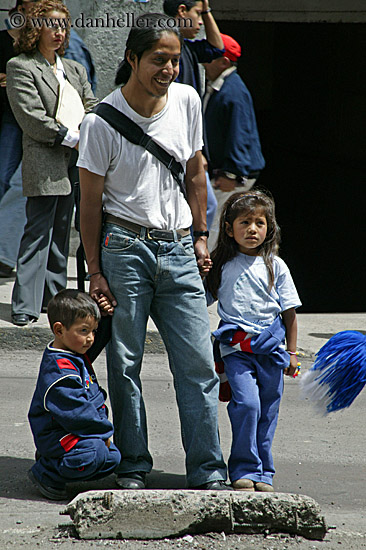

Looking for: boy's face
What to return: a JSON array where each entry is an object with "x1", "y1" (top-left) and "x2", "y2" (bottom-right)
[
  {"x1": 53, "y1": 315, "x2": 98, "y2": 355},
  {"x1": 178, "y1": 1, "x2": 203, "y2": 39}
]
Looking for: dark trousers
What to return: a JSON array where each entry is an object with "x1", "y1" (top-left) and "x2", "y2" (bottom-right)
[{"x1": 11, "y1": 193, "x2": 74, "y2": 318}]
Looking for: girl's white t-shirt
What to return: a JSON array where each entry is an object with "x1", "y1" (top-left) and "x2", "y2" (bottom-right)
[
  {"x1": 77, "y1": 83, "x2": 203, "y2": 230},
  {"x1": 216, "y1": 252, "x2": 301, "y2": 335}
]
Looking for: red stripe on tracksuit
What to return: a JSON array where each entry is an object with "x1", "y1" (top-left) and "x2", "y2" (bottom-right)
[{"x1": 60, "y1": 433, "x2": 80, "y2": 452}]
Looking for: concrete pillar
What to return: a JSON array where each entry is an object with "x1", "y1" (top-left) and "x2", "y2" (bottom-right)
[{"x1": 64, "y1": 489, "x2": 328, "y2": 541}]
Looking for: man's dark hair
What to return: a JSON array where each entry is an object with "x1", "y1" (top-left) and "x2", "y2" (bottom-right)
[
  {"x1": 115, "y1": 13, "x2": 183, "y2": 86},
  {"x1": 47, "y1": 289, "x2": 101, "y2": 331},
  {"x1": 163, "y1": 0, "x2": 199, "y2": 17}
]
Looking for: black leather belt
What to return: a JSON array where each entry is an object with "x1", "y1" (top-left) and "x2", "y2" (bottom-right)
[{"x1": 105, "y1": 214, "x2": 190, "y2": 242}]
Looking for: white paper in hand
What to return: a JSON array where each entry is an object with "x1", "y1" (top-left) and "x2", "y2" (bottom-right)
[{"x1": 56, "y1": 80, "x2": 85, "y2": 132}]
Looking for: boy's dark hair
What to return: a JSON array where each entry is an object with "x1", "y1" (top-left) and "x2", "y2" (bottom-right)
[
  {"x1": 47, "y1": 289, "x2": 101, "y2": 331},
  {"x1": 206, "y1": 190, "x2": 281, "y2": 300},
  {"x1": 163, "y1": 0, "x2": 199, "y2": 17},
  {"x1": 115, "y1": 13, "x2": 183, "y2": 86}
]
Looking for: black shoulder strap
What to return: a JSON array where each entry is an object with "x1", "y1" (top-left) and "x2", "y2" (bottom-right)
[{"x1": 93, "y1": 103, "x2": 187, "y2": 200}]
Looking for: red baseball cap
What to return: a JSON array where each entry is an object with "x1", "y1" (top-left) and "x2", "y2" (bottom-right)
[{"x1": 221, "y1": 34, "x2": 242, "y2": 62}]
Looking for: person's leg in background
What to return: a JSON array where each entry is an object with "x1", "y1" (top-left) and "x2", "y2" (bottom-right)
[
  {"x1": 42, "y1": 192, "x2": 74, "y2": 310},
  {"x1": 0, "y1": 163, "x2": 27, "y2": 277},
  {"x1": 205, "y1": 171, "x2": 217, "y2": 230},
  {"x1": 11, "y1": 194, "x2": 73, "y2": 323},
  {"x1": 0, "y1": 110, "x2": 22, "y2": 201}
]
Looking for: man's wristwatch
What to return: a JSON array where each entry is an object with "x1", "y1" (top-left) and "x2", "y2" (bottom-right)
[
  {"x1": 193, "y1": 230, "x2": 209, "y2": 238},
  {"x1": 213, "y1": 169, "x2": 247, "y2": 186},
  {"x1": 201, "y1": 8, "x2": 212, "y2": 14}
]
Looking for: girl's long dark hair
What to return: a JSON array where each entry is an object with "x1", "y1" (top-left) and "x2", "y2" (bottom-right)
[
  {"x1": 206, "y1": 190, "x2": 281, "y2": 300},
  {"x1": 115, "y1": 13, "x2": 183, "y2": 86}
]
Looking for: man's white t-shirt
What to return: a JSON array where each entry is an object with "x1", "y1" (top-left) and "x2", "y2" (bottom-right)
[{"x1": 77, "y1": 83, "x2": 203, "y2": 230}]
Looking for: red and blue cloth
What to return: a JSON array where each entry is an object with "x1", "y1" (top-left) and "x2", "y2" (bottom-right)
[{"x1": 213, "y1": 316, "x2": 289, "y2": 402}]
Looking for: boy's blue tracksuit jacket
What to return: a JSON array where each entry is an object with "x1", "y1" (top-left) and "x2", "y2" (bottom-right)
[{"x1": 28, "y1": 345, "x2": 114, "y2": 458}]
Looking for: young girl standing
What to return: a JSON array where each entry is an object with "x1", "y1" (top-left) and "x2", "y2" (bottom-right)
[{"x1": 206, "y1": 190, "x2": 301, "y2": 492}]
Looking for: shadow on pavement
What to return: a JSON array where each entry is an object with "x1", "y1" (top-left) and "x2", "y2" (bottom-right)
[{"x1": 1, "y1": 457, "x2": 186, "y2": 503}]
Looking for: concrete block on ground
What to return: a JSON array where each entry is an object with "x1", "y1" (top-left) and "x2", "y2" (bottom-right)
[{"x1": 63, "y1": 490, "x2": 327, "y2": 541}]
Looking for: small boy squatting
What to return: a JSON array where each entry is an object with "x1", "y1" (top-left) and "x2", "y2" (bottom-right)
[{"x1": 28, "y1": 289, "x2": 120, "y2": 500}]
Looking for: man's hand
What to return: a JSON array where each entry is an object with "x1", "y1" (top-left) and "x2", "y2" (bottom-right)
[
  {"x1": 89, "y1": 273, "x2": 117, "y2": 315},
  {"x1": 202, "y1": 0, "x2": 210, "y2": 11},
  {"x1": 194, "y1": 237, "x2": 212, "y2": 278},
  {"x1": 213, "y1": 175, "x2": 237, "y2": 192},
  {"x1": 105, "y1": 438, "x2": 111, "y2": 448},
  {"x1": 0, "y1": 73, "x2": 7, "y2": 87}
]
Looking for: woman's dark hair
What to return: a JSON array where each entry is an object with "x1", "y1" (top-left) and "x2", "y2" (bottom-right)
[
  {"x1": 15, "y1": 0, "x2": 70, "y2": 56},
  {"x1": 115, "y1": 13, "x2": 183, "y2": 86},
  {"x1": 163, "y1": 0, "x2": 199, "y2": 17},
  {"x1": 206, "y1": 189, "x2": 281, "y2": 300},
  {"x1": 47, "y1": 289, "x2": 101, "y2": 331}
]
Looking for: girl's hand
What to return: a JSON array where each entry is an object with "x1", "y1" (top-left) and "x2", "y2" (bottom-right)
[
  {"x1": 284, "y1": 354, "x2": 301, "y2": 377},
  {"x1": 199, "y1": 256, "x2": 213, "y2": 278}
]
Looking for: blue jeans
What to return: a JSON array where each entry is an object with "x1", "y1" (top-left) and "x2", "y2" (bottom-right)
[
  {"x1": 223, "y1": 351, "x2": 284, "y2": 485},
  {"x1": 0, "y1": 163, "x2": 27, "y2": 268},
  {"x1": 0, "y1": 110, "x2": 22, "y2": 201},
  {"x1": 101, "y1": 223, "x2": 227, "y2": 487}
]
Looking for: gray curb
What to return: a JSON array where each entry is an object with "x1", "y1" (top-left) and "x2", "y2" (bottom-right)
[
  {"x1": 63, "y1": 489, "x2": 327, "y2": 541},
  {"x1": 0, "y1": 327, "x2": 166, "y2": 354}
]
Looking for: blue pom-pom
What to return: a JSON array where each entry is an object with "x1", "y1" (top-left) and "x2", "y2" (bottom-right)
[{"x1": 300, "y1": 331, "x2": 366, "y2": 414}]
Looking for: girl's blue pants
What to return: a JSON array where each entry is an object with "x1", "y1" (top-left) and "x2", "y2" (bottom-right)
[{"x1": 223, "y1": 350, "x2": 284, "y2": 485}]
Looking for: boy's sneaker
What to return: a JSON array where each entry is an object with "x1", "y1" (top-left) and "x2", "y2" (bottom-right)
[{"x1": 28, "y1": 469, "x2": 68, "y2": 501}]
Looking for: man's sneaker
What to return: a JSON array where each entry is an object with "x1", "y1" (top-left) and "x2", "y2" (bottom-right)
[
  {"x1": 116, "y1": 471, "x2": 146, "y2": 489},
  {"x1": 28, "y1": 469, "x2": 67, "y2": 501},
  {"x1": 191, "y1": 480, "x2": 233, "y2": 491},
  {"x1": 232, "y1": 478, "x2": 255, "y2": 491},
  {"x1": 255, "y1": 482, "x2": 274, "y2": 492}
]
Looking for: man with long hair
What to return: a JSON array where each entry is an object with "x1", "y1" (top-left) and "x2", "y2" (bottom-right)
[{"x1": 78, "y1": 14, "x2": 228, "y2": 492}]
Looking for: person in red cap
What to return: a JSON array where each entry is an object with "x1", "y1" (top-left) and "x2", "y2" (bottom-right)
[
  {"x1": 203, "y1": 33, "x2": 265, "y2": 251},
  {"x1": 163, "y1": 1, "x2": 225, "y2": 232}
]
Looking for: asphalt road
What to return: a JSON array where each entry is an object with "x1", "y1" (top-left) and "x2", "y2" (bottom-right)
[{"x1": 0, "y1": 345, "x2": 365, "y2": 549}]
